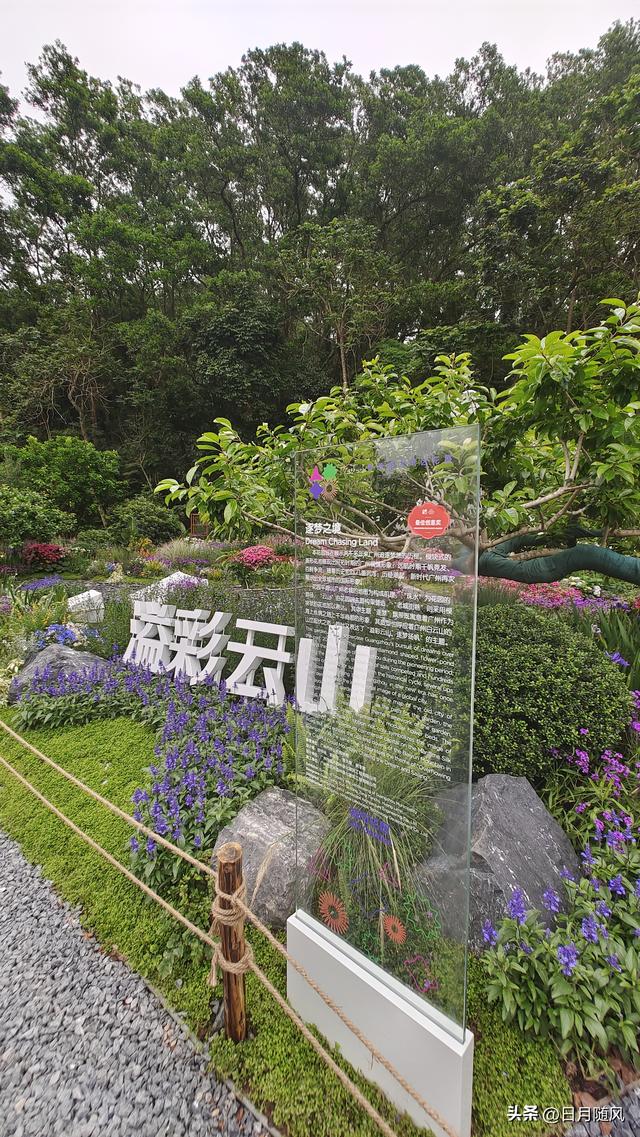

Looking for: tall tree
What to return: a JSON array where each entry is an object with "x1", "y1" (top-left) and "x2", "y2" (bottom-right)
[{"x1": 1, "y1": 24, "x2": 639, "y2": 479}]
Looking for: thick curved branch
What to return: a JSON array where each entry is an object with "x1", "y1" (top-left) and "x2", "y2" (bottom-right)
[{"x1": 478, "y1": 543, "x2": 640, "y2": 586}]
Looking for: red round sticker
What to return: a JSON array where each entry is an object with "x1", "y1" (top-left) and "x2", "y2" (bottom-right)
[{"x1": 407, "y1": 502, "x2": 451, "y2": 539}]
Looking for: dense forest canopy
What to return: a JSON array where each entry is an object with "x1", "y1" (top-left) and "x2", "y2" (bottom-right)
[{"x1": 0, "y1": 22, "x2": 639, "y2": 488}]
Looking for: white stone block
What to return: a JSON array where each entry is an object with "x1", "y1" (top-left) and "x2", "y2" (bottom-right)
[
  {"x1": 131, "y1": 572, "x2": 201, "y2": 602},
  {"x1": 287, "y1": 910, "x2": 473, "y2": 1137},
  {"x1": 68, "y1": 589, "x2": 105, "y2": 625}
]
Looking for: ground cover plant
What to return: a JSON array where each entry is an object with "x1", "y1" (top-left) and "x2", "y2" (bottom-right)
[
  {"x1": 2, "y1": 539, "x2": 638, "y2": 1129},
  {"x1": 0, "y1": 703, "x2": 571, "y2": 1137},
  {"x1": 0, "y1": 710, "x2": 212, "y2": 1026}
]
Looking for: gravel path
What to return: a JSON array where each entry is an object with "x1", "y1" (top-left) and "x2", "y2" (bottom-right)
[
  {"x1": 3, "y1": 829, "x2": 638, "y2": 1137},
  {"x1": 0, "y1": 830, "x2": 274, "y2": 1137},
  {"x1": 567, "y1": 1088, "x2": 640, "y2": 1137}
]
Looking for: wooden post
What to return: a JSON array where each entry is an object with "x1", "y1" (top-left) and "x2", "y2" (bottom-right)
[{"x1": 217, "y1": 841, "x2": 247, "y2": 1042}]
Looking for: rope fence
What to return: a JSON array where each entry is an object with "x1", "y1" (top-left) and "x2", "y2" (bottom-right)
[{"x1": 0, "y1": 718, "x2": 458, "y2": 1137}]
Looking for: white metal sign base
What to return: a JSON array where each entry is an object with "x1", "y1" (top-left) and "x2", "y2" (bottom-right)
[{"x1": 286, "y1": 911, "x2": 473, "y2": 1137}]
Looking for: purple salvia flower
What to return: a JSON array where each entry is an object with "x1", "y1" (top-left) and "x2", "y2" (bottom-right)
[
  {"x1": 482, "y1": 920, "x2": 498, "y2": 946},
  {"x1": 580, "y1": 915, "x2": 599, "y2": 944},
  {"x1": 557, "y1": 943, "x2": 579, "y2": 977},
  {"x1": 543, "y1": 889, "x2": 561, "y2": 914},
  {"x1": 507, "y1": 888, "x2": 527, "y2": 925}
]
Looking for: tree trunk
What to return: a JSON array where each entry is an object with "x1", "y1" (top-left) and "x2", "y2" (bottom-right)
[{"x1": 338, "y1": 326, "x2": 349, "y2": 394}]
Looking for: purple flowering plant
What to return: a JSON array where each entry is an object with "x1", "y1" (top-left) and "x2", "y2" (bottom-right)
[
  {"x1": 20, "y1": 574, "x2": 64, "y2": 592},
  {"x1": 483, "y1": 743, "x2": 640, "y2": 1080},
  {"x1": 129, "y1": 677, "x2": 290, "y2": 890},
  {"x1": 16, "y1": 653, "x2": 291, "y2": 897},
  {"x1": 15, "y1": 655, "x2": 164, "y2": 729},
  {"x1": 483, "y1": 842, "x2": 640, "y2": 1074},
  {"x1": 545, "y1": 714, "x2": 640, "y2": 854},
  {"x1": 483, "y1": 697, "x2": 640, "y2": 1075}
]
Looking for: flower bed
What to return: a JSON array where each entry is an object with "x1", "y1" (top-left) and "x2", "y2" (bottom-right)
[
  {"x1": 4, "y1": 554, "x2": 640, "y2": 1107},
  {"x1": 16, "y1": 657, "x2": 291, "y2": 886},
  {"x1": 483, "y1": 695, "x2": 640, "y2": 1082}
]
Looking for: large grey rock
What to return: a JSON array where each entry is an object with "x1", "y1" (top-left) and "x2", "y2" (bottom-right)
[
  {"x1": 416, "y1": 774, "x2": 580, "y2": 952},
  {"x1": 9, "y1": 644, "x2": 107, "y2": 703},
  {"x1": 212, "y1": 787, "x2": 330, "y2": 929},
  {"x1": 131, "y1": 572, "x2": 200, "y2": 602}
]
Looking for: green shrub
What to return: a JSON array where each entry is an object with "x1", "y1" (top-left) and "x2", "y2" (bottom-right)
[
  {"x1": 75, "y1": 528, "x2": 114, "y2": 550},
  {"x1": 0, "y1": 485, "x2": 75, "y2": 546},
  {"x1": 2, "y1": 435, "x2": 122, "y2": 528},
  {"x1": 59, "y1": 545, "x2": 92, "y2": 575},
  {"x1": 109, "y1": 494, "x2": 184, "y2": 545},
  {"x1": 472, "y1": 606, "x2": 631, "y2": 784}
]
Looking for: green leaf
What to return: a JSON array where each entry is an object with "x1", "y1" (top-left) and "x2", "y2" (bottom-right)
[{"x1": 559, "y1": 1008, "x2": 574, "y2": 1039}]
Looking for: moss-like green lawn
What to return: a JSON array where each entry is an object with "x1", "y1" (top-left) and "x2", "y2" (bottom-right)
[{"x1": 0, "y1": 709, "x2": 571, "y2": 1137}]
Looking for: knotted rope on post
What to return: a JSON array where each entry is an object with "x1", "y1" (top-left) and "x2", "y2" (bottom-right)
[
  {"x1": 208, "y1": 878, "x2": 254, "y2": 987},
  {"x1": 214, "y1": 870, "x2": 460, "y2": 1137},
  {"x1": 208, "y1": 842, "x2": 250, "y2": 1042}
]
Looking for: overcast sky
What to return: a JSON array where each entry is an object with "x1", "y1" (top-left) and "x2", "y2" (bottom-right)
[{"x1": 1, "y1": 0, "x2": 636, "y2": 102}]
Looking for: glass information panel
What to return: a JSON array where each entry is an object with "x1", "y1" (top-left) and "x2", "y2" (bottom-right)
[{"x1": 293, "y1": 426, "x2": 479, "y2": 1039}]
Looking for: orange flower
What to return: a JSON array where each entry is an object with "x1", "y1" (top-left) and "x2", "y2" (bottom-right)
[
  {"x1": 318, "y1": 890, "x2": 349, "y2": 936},
  {"x1": 383, "y1": 913, "x2": 407, "y2": 945}
]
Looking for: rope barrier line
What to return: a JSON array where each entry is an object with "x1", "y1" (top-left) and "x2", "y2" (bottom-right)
[
  {"x1": 0, "y1": 749, "x2": 404, "y2": 1137},
  {"x1": 249, "y1": 957, "x2": 401, "y2": 1137},
  {"x1": 231, "y1": 893, "x2": 459, "y2": 1137},
  {"x1": 0, "y1": 721, "x2": 458, "y2": 1137},
  {"x1": 0, "y1": 718, "x2": 219, "y2": 880},
  {"x1": 0, "y1": 753, "x2": 214, "y2": 950}
]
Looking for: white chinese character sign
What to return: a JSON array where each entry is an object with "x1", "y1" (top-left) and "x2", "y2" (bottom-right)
[
  {"x1": 124, "y1": 606, "x2": 294, "y2": 703},
  {"x1": 293, "y1": 427, "x2": 480, "y2": 1044},
  {"x1": 123, "y1": 605, "x2": 374, "y2": 710}
]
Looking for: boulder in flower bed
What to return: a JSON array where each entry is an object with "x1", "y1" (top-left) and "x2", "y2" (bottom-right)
[
  {"x1": 9, "y1": 643, "x2": 107, "y2": 704},
  {"x1": 417, "y1": 773, "x2": 580, "y2": 952},
  {"x1": 213, "y1": 787, "x2": 330, "y2": 929}
]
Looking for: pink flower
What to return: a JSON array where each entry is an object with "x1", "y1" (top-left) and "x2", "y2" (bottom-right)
[{"x1": 231, "y1": 545, "x2": 279, "y2": 570}]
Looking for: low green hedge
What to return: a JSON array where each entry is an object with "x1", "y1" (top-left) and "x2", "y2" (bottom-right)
[{"x1": 472, "y1": 605, "x2": 631, "y2": 785}]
